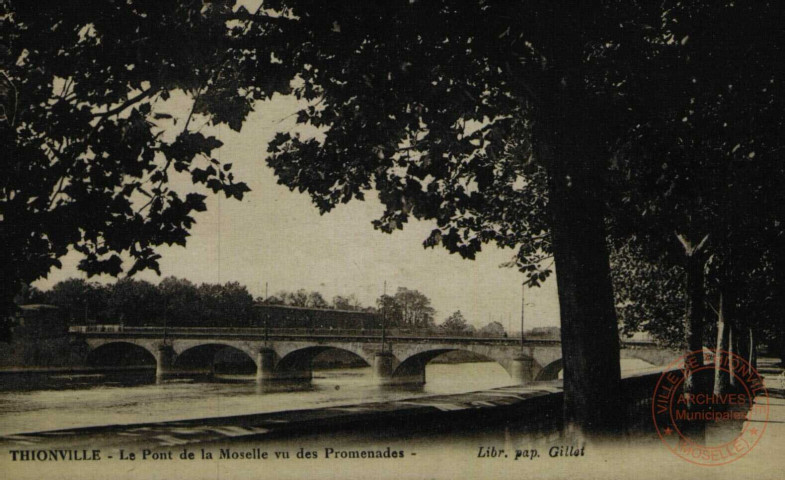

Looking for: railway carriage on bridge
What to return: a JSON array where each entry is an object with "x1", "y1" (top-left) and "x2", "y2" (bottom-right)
[{"x1": 252, "y1": 304, "x2": 383, "y2": 331}]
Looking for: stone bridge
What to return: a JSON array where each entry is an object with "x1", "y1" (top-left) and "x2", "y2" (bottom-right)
[{"x1": 72, "y1": 328, "x2": 678, "y2": 386}]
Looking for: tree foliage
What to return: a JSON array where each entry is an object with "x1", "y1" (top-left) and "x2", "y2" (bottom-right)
[
  {"x1": 332, "y1": 294, "x2": 362, "y2": 311},
  {"x1": 478, "y1": 321, "x2": 506, "y2": 338},
  {"x1": 1, "y1": 0, "x2": 294, "y2": 315},
  {"x1": 611, "y1": 241, "x2": 685, "y2": 347},
  {"x1": 374, "y1": 287, "x2": 436, "y2": 329},
  {"x1": 5, "y1": 0, "x2": 783, "y2": 432},
  {"x1": 258, "y1": 0, "x2": 670, "y2": 433},
  {"x1": 607, "y1": 1, "x2": 785, "y2": 361},
  {"x1": 32, "y1": 276, "x2": 254, "y2": 327},
  {"x1": 439, "y1": 310, "x2": 474, "y2": 335}
]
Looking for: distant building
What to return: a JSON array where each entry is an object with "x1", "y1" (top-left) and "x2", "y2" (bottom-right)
[{"x1": 14, "y1": 304, "x2": 68, "y2": 339}]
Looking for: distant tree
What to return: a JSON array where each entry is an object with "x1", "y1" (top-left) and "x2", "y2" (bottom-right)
[
  {"x1": 440, "y1": 311, "x2": 472, "y2": 336},
  {"x1": 375, "y1": 294, "x2": 402, "y2": 327},
  {"x1": 43, "y1": 278, "x2": 108, "y2": 324},
  {"x1": 331, "y1": 296, "x2": 348, "y2": 310},
  {"x1": 270, "y1": 289, "x2": 331, "y2": 309},
  {"x1": 197, "y1": 281, "x2": 254, "y2": 326},
  {"x1": 105, "y1": 278, "x2": 161, "y2": 327},
  {"x1": 332, "y1": 294, "x2": 361, "y2": 311},
  {"x1": 478, "y1": 321, "x2": 506, "y2": 338},
  {"x1": 306, "y1": 291, "x2": 329, "y2": 309},
  {"x1": 260, "y1": 295, "x2": 285, "y2": 306},
  {"x1": 197, "y1": 283, "x2": 223, "y2": 323},
  {"x1": 158, "y1": 277, "x2": 200, "y2": 327},
  {"x1": 279, "y1": 289, "x2": 308, "y2": 307},
  {"x1": 393, "y1": 288, "x2": 435, "y2": 329}
]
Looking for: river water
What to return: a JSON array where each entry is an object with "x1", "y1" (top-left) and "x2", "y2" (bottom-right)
[
  {"x1": 0, "y1": 363, "x2": 518, "y2": 436},
  {"x1": 1, "y1": 359, "x2": 771, "y2": 480},
  {"x1": 0, "y1": 359, "x2": 660, "y2": 436}
]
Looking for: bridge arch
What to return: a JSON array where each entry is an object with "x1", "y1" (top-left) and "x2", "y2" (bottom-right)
[
  {"x1": 86, "y1": 341, "x2": 157, "y2": 368},
  {"x1": 534, "y1": 356, "x2": 661, "y2": 382},
  {"x1": 391, "y1": 348, "x2": 518, "y2": 385},
  {"x1": 535, "y1": 359, "x2": 563, "y2": 381},
  {"x1": 274, "y1": 346, "x2": 372, "y2": 380},
  {"x1": 174, "y1": 343, "x2": 257, "y2": 375}
]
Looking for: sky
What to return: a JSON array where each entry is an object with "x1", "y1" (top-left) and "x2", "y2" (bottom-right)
[{"x1": 33, "y1": 94, "x2": 561, "y2": 330}]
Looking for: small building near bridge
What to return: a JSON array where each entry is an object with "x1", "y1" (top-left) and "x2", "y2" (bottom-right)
[{"x1": 14, "y1": 304, "x2": 68, "y2": 339}]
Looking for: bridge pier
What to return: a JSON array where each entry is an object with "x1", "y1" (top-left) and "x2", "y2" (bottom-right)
[
  {"x1": 375, "y1": 353, "x2": 427, "y2": 387},
  {"x1": 373, "y1": 352, "x2": 395, "y2": 385},
  {"x1": 255, "y1": 347, "x2": 312, "y2": 385},
  {"x1": 510, "y1": 354, "x2": 535, "y2": 384},
  {"x1": 255, "y1": 348, "x2": 277, "y2": 383},
  {"x1": 156, "y1": 345, "x2": 176, "y2": 381}
]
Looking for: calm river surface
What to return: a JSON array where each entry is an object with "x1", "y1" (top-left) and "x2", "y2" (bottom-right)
[
  {"x1": 0, "y1": 359, "x2": 658, "y2": 436},
  {"x1": 0, "y1": 363, "x2": 517, "y2": 436}
]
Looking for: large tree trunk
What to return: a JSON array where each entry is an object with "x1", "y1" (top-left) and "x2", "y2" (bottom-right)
[
  {"x1": 533, "y1": 3, "x2": 622, "y2": 438},
  {"x1": 547, "y1": 162, "x2": 623, "y2": 436},
  {"x1": 537, "y1": 91, "x2": 622, "y2": 437},
  {"x1": 713, "y1": 292, "x2": 731, "y2": 395},
  {"x1": 538, "y1": 123, "x2": 623, "y2": 436}
]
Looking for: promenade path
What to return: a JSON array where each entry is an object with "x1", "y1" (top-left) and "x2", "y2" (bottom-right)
[{"x1": 729, "y1": 358, "x2": 785, "y2": 472}]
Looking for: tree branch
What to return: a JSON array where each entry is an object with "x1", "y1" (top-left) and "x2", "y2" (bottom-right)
[
  {"x1": 48, "y1": 86, "x2": 160, "y2": 210},
  {"x1": 91, "y1": 87, "x2": 157, "y2": 119},
  {"x1": 675, "y1": 231, "x2": 710, "y2": 256}
]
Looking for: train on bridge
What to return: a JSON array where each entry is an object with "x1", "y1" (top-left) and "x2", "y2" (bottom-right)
[
  {"x1": 252, "y1": 304, "x2": 382, "y2": 330},
  {"x1": 68, "y1": 304, "x2": 505, "y2": 338}
]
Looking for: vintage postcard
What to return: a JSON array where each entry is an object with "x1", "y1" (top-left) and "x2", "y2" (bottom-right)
[{"x1": 1, "y1": 1, "x2": 783, "y2": 479}]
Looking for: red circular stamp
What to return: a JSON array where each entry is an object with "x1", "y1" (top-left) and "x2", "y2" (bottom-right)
[{"x1": 651, "y1": 349, "x2": 769, "y2": 466}]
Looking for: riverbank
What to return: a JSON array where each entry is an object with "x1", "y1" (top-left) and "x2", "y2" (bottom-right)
[
  {"x1": 2, "y1": 365, "x2": 680, "y2": 450},
  {"x1": 2, "y1": 362, "x2": 783, "y2": 480},
  {"x1": 0, "y1": 380, "x2": 565, "y2": 449}
]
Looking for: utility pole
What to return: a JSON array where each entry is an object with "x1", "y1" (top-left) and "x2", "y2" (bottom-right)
[
  {"x1": 507, "y1": 313, "x2": 511, "y2": 338},
  {"x1": 162, "y1": 297, "x2": 169, "y2": 345},
  {"x1": 510, "y1": 281, "x2": 531, "y2": 384},
  {"x1": 520, "y1": 282, "x2": 526, "y2": 352},
  {"x1": 381, "y1": 281, "x2": 387, "y2": 352}
]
